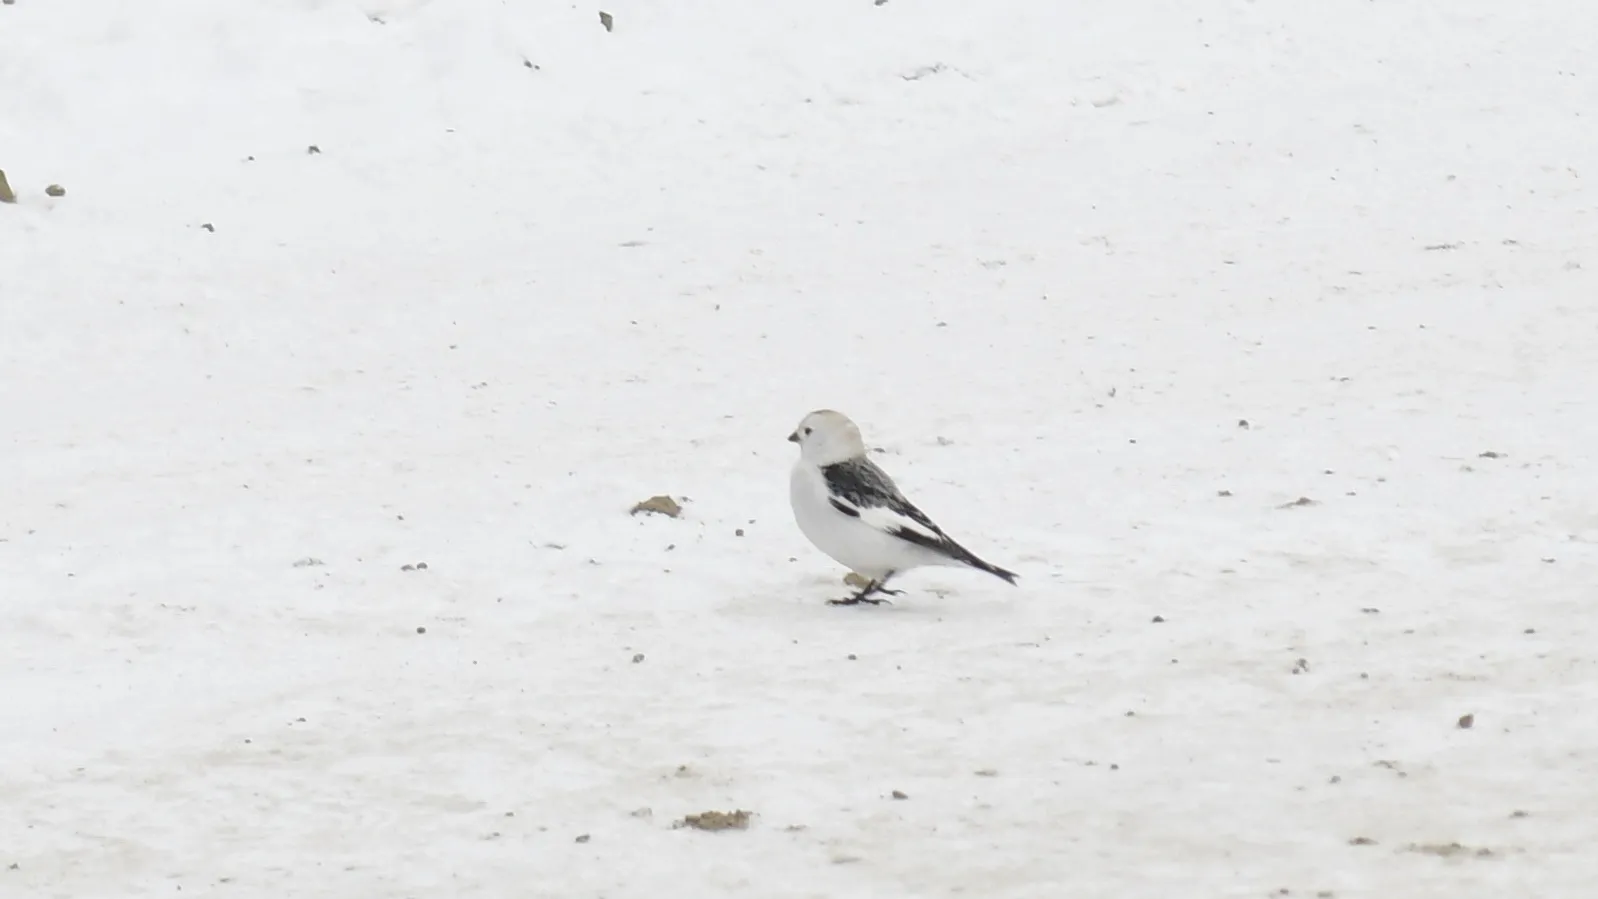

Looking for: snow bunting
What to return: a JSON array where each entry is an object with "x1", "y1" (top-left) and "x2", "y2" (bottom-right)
[{"x1": 787, "y1": 409, "x2": 1018, "y2": 605}]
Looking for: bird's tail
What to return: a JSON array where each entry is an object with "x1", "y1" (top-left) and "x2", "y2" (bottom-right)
[
  {"x1": 966, "y1": 555, "x2": 1018, "y2": 585},
  {"x1": 924, "y1": 533, "x2": 1019, "y2": 585}
]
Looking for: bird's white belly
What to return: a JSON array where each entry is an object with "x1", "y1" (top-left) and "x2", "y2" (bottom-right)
[{"x1": 790, "y1": 463, "x2": 940, "y2": 580}]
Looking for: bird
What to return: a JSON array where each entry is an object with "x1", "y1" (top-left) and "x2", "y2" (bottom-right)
[{"x1": 787, "y1": 409, "x2": 1018, "y2": 605}]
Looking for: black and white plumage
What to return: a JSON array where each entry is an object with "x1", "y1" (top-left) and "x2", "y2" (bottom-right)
[{"x1": 787, "y1": 409, "x2": 1018, "y2": 605}]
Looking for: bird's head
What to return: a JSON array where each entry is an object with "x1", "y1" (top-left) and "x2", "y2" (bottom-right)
[{"x1": 788, "y1": 409, "x2": 867, "y2": 466}]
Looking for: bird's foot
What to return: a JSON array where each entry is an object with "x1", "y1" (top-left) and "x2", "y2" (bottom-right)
[
  {"x1": 828, "y1": 595, "x2": 892, "y2": 606},
  {"x1": 828, "y1": 579, "x2": 900, "y2": 606}
]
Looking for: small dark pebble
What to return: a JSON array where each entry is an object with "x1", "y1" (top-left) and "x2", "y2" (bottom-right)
[
  {"x1": 735, "y1": 528, "x2": 745, "y2": 537},
  {"x1": 1151, "y1": 615, "x2": 1165, "y2": 623},
  {"x1": 1457, "y1": 713, "x2": 1475, "y2": 729},
  {"x1": 890, "y1": 790, "x2": 908, "y2": 800},
  {"x1": 574, "y1": 834, "x2": 590, "y2": 843},
  {"x1": 632, "y1": 653, "x2": 645, "y2": 664},
  {"x1": 416, "y1": 626, "x2": 427, "y2": 634},
  {"x1": 307, "y1": 145, "x2": 321, "y2": 154},
  {"x1": 202, "y1": 223, "x2": 215, "y2": 232},
  {"x1": 847, "y1": 654, "x2": 857, "y2": 661},
  {"x1": 1237, "y1": 419, "x2": 1250, "y2": 429}
]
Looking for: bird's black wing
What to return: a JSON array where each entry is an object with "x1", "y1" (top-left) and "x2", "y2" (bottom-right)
[{"x1": 820, "y1": 457, "x2": 1017, "y2": 584}]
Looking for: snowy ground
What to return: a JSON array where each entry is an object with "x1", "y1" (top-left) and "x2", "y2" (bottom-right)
[{"x1": 3, "y1": 1, "x2": 1597, "y2": 896}]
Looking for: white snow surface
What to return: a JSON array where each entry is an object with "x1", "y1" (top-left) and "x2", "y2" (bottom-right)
[{"x1": 3, "y1": 0, "x2": 1598, "y2": 896}]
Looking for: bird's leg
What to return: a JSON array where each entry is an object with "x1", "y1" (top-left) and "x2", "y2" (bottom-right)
[{"x1": 828, "y1": 574, "x2": 902, "y2": 606}]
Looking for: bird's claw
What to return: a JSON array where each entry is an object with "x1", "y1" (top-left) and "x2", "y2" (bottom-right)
[
  {"x1": 829, "y1": 580, "x2": 898, "y2": 606},
  {"x1": 827, "y1": 575, "x2": 900, "y2": 606}
]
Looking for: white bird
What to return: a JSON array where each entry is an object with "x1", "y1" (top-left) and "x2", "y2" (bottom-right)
[{"x1": 787, "y1": 409, "x2": 1018, "y2": 605}]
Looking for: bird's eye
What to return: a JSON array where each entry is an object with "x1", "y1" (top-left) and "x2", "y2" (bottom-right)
[{"x1": 803, "y1": 427, "x2": 812, "y2": 435}]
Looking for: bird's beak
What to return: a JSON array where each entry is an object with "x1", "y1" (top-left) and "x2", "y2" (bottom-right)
[{"x1": 787, "y1": 431, "x2": 800, "y2": 443}]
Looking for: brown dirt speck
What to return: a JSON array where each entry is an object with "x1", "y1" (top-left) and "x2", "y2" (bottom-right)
[
  {"x1": 677, "y1": 810, "x2": 751, "y2": 832},
  {"x1": 630, "y1": 495, "x2": 683, "y2": 518},
  {"x1": 1405, "y1": 842, "x2": 1493, "y2": 858}
]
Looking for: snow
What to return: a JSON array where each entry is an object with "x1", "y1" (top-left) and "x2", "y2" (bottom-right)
[{"x1": 2, "y1": 0, "x2": 1596, "y2": 895}]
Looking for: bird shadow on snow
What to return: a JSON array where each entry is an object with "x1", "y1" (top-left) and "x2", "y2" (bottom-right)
[{"x1": 727, "y1": 574, "x2": 1024, "y2": 622}]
